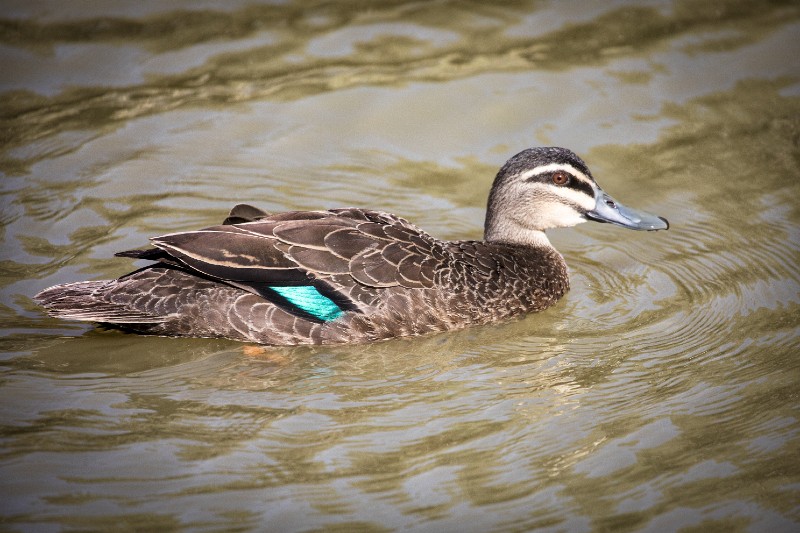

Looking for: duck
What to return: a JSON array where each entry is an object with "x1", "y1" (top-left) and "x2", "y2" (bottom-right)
[{"x1": 35, "y1": 147, "x2": 668, "y2": 345}]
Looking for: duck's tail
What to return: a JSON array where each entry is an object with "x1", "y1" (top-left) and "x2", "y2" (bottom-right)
[{"x1": 34, "y1": 281, "x2": 163, "y2": 323}]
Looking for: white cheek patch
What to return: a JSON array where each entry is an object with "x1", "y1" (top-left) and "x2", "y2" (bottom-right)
[
  {"x1": 512, "y1": 183, "x2": 596, "y2": 229},
  {"x1": 551, "y1": 186, "x2": 596, "y2": 211},
  {"x1": 535, "y1": 201, "x2": 589, "y2": 228}
]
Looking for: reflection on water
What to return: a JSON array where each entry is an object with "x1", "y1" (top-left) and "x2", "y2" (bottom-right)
[{"x1": 1, "y1": 1, "x2": 799, "y2": 531}]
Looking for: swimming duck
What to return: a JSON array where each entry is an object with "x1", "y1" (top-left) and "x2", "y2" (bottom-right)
[{"x1": 35, "y1": 147, "x2": 668, "y2": 345}]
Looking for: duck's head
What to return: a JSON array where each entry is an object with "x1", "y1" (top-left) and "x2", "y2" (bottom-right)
[{"x1": 484, "y1": 147, "x2": 668, "y2": 247}]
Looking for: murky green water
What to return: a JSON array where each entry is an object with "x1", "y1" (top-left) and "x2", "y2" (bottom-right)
[{"x1": 2, "y1": 1, "x2": 799, "y2": 531}]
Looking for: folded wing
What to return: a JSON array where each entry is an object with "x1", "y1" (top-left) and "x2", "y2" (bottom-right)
[{"x1": 121, "y1": 206, "x2": 442, "y2": 322}]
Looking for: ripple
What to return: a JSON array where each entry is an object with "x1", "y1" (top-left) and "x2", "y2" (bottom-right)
[{"x1": 3, "y1": 2, "x2": 800, "y2": 531}]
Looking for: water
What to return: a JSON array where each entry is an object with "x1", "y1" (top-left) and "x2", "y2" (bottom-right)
[{"x1": 2, "y1": 1, "x2": 799, "y2": 531}]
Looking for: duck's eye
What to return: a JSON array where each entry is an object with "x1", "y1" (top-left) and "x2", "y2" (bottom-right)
[{"x1": 552, "y1": 171, "x2": 569, "y2": 185}]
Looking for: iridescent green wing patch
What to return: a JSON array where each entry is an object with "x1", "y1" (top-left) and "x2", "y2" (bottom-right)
[{"x1": 269, "y1": 285, "x2": 344, "y2": 322}]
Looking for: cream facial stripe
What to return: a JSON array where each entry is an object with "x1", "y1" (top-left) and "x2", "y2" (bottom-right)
[{"x1": 519, "y1": 163, "x2": 593, "y2": 185}]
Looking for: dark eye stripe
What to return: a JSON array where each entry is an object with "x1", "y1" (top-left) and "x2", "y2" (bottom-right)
[
  {"x1": 528, "y1": 172, "x2": 596, "y2": 198},
  {"x1": 568, "y1": 177, "x2": 595, "y2": 198}
]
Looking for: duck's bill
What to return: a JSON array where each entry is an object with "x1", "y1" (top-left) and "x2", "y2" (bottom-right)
[{"x1": 586, "y1": 192, "x2": 669, "y2": 231}]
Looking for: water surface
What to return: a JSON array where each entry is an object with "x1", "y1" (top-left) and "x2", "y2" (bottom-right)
[{"x1": 1, "y1": 1, "x2": 799, "y2": 531}]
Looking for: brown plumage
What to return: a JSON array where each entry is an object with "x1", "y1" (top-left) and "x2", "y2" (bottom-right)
[{"x1": 34, "y1": 147, "x2": 668, "y2": 345}]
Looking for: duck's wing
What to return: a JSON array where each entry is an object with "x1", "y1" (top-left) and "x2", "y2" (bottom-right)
[
  {"x1": 127, "y1": 208, "x2": 441, "y2": 322},
  {"x1": 114, "y1": 204, "x2": 272, "y2": 264}
]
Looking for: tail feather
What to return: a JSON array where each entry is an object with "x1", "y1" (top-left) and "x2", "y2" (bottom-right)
[{"x1": 34, "y1": 281, "x2": 164, "y2": 324}]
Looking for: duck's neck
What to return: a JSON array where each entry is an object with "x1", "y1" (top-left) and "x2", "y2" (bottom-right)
[{"x1": 484, "y1": 218, "x2": 553, "y2": 249}]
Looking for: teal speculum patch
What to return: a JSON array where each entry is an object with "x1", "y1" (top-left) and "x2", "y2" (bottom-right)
[{"x1": 269, "y1": 285, "x2": 344, "y2": 322}]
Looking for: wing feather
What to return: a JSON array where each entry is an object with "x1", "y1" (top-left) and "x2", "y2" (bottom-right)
[
  {"x1": 285, "y1": 246, "x2": 351, "y2": 274},
  {"x1": 273, "y1": 219, "x2": 357, "y2": 248}
]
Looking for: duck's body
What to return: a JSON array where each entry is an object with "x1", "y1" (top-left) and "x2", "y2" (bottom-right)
[
  {"x1": 35, "y1": 147, "x2": 668, "y2": 345},
  {"x1": 38, "y1": 208, "x2": 569, "y2": 344}
]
